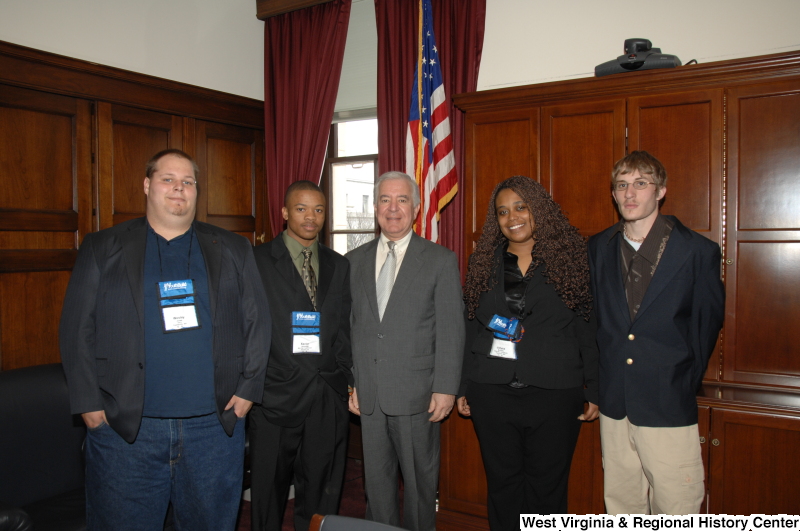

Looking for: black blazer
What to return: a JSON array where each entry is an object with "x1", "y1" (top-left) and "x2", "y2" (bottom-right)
[
  {"x1": 461, "y1": 246, "x2": 599, "y2": 405},
  {"x1": 253, "y1": 236, "x2": 352, "y2": 428},
  {"x1": 59, "y1": 218, "x2": 272, "y2": 443},
  {"x1": 588, "y1": 216, "x2": 725, "y2": 427}
]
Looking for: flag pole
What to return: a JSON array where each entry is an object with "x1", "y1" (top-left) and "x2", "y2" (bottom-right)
[{"x1": 415, "y1": 0, "x2": 425, "y2": 236}]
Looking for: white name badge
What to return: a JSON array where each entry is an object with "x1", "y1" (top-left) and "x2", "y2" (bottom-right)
[
  {"x1": 162, "y1": 304, "x2": 200, "y2": 331},
  {"x1": 293, "y1": 334, "x2": 321, "y2": 354},
  {"x1": 489, "y1": 337, "x2": 517, "y2": 360},
  {"x1": 292, "y1": 311, "x2": 321, "y2": 354}
]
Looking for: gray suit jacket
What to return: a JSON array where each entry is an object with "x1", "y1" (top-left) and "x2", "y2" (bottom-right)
[{"x1": 346, "y1": 233, "x2": 464, "y2": 416}]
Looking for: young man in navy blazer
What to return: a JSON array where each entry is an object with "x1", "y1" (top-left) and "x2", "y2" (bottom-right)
[
  {"x1": 249, "y1": 180, "x2": 352, "y2": 531},
  {"x1": 588, "y1": 151, "x2": 724, "y2": 515}
]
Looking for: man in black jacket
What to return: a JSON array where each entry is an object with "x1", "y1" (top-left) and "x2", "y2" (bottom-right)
[
  {"x1": 60, "y1": 149, "x2": 271, "y2": 530},
  {"x1": 588, "y1": 151, "x2": 724, "y2": 515},
  {"x1": 249, "y1": 180, "x2": 352, "y2": 531}
]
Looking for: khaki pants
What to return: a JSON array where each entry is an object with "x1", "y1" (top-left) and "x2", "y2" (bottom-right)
[{"x1": 600, "y1": 414, "x2": 705, "y2": 515}]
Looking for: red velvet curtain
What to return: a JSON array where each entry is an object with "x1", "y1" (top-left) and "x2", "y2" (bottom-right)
[
  {"x1": 375, "y1": 0, "x2": 486, "y2": 272},
  {"x1": 264, "y1": 0, "x2": 352, "y2": 237}
]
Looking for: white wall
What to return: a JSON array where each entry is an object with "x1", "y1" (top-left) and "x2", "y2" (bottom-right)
[
  {"x1": 0, "y1": 0, "x2": 264, "y2": 100},
  {"x1": 478, "y1": 0, "x2": 800, "y2": 90},
  {"x1": 1, "y1": 0, "x2": 800, "y2": 103}
]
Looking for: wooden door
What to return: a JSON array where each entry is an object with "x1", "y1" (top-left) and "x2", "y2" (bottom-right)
[
  {"x1": 0, "y1": 84, "x2": 91, "y2": 369},
  {"x1": 724, "y1": 79, "x2": 800, "y2": 388},
  {"x1": 96, "y1": 103, "x2": 183, "y2": 229},
  {"x1": 194, "y1": 120, "x2": 267, "y2": 244},
  {"x1": 708, "y1": 407, "x2": 800, "y2": 513},
  {"x1": 628, "y1": 89, "x2": 725, "y2": 381},
  {"x1": 540, "y1": 99, "x2": 626, "y2": 238}
]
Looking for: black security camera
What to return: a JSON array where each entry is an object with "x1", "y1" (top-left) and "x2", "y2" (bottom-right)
[{"x1": 595, "y1": 38, "x2": 682, "y2": 77}]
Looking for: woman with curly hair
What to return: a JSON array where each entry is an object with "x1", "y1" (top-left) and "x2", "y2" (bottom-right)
[{"x1": 456, "y1": 176, "x2": 599, "y2": 526}]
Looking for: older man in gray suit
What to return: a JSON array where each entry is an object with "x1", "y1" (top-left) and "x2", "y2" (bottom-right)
[{"x1": 346, "y1": 171, "x2": 464, "y2": 531}]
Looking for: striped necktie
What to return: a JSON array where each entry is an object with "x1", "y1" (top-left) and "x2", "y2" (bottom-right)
[{"x1": 301, "y1": 248, "x2": 317, "y2": 310}]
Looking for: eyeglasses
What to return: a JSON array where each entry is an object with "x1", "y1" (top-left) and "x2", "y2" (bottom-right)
[{"x1": 613, "y1": 180, "x2": 657, "y2": 192}]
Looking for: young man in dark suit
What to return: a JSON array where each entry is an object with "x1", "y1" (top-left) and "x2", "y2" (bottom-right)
[
  {"x1": 249, "y1": 181, "x2": 352, "y2": 531},
  {"x1": 60, "y1": 149, "x2": 271, "y2": 530},
  {"x1": 588, "y1": 151, "x2": 725, "y2": 515}
]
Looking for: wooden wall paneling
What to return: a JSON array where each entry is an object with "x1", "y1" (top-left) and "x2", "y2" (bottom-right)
[
  {"x1": 733, "y1": 83, "x2": 800, "y2": 231},
  {"x1": 96, "y1": 103, "x2": 183, "y2": 229},
  {"x1": 438, "y1": 414, "x2": 488, "y2": 529},
  {"x1": 0, "y1": 84, "x2": 92, "y2": 244},
  {"x1": 0, "y1": 271, "x2": 73, "y2": 370},
  {"x1": 452, "y1": 51, "x2": 800, "y2": 119},
  {"x1": 0, "y1": 84, "x2": 90, "y2": 370},
  {"x1": 462, "y1": 108, "x2": 539, "y2": 257},
  {"x1": 194, "y1": 120, "x2": 265, "y2": 243},
  {"x1": 708, "y1": 407, "x2": 800, "y2": 514},
  {"x1": 540, "y1": 99, "x2": 625, "y2": 238},
  {"x1": 628, "y1": 89, "x2": 724, "y2": 243},
  {"x1": 0, "y1": 41, "x2": 264, "y2": 130},
  {"x1": 724, "y1": 80, "x2": 800, "y2": 387},
  {"x1": 727, "y1": 240, "x2": 800, "y2": 386},
  {"x1": 566, "y1": 420, "x2": 605, "y2": 514}
]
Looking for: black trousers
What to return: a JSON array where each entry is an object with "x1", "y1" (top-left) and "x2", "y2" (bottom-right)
[
  {"x1": 467, "y1": 382, "x2": 584, "y2": 530},
  {"x1": 248, "y1": 378, "x2": 349, "y2": 531}
]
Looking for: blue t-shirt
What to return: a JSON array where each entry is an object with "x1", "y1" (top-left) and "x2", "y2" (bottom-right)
[{"x1": 142, "y1": 224, "x2": 216, "y2": 417}]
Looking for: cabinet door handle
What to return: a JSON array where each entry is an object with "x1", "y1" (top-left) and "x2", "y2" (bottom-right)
[
  {"x1": 699, "y1": 436, "x2": 706, "y2": 444},
  {"x1": 725, "y1": 258, "x2": 733, "y2": 265},
  {"x1": 256, "y1": 232, "x2": 266, "y2": 244},
  {"x1": 712, "y1": 439, "x2": 720, "y2": 446}
]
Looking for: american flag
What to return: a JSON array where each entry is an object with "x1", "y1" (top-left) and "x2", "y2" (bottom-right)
[{"x1": 405, "y1": 0, "x2": 457, "y2": 243}]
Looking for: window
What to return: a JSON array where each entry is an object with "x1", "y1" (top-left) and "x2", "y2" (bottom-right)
[{"x1": 323, "y1": 118, "x2": 378, "y2": 254}]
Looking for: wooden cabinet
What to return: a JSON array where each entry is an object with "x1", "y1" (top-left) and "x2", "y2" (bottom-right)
[
  {"x1": 441, "y1": 50, "x2": 800, "y2": 527},
  {"x1": 699, "y1": 385, "x2": 800, "y2": 514},
  {"x1": 541, "y1": 99, "x2": 625, "y2": 238},
  {"x1": 0, "y1": 41, "x2": 267, "y2": 370},
  {"x1": 724, "y1": 80, "x2": 800, "y2": 389},
  {"x1": 706, "y1": 405, "x2": 800, "y2": 513}
]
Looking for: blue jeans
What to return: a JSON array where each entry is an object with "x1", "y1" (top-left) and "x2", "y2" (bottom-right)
[{"x1": 85, "y1": 413, "x2": 245, "y2": 531}]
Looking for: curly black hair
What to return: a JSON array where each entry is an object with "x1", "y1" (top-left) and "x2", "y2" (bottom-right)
[{"x1": 464, "y1": 176, "x2": 592, "y2": 321}]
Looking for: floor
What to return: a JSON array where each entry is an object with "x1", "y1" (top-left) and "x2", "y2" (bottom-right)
[{"x1": 236, "y1": 457, "x2": 369, "y2": 531}]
